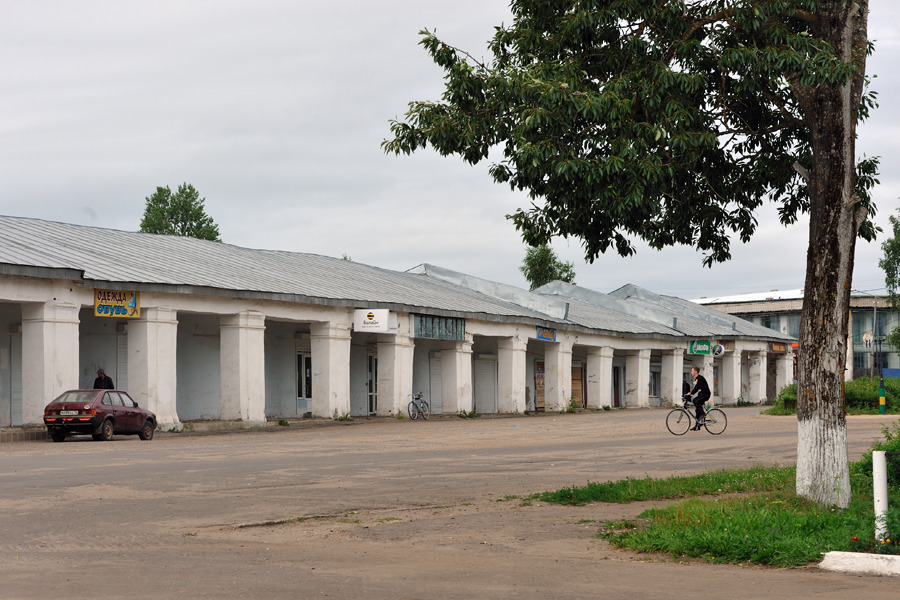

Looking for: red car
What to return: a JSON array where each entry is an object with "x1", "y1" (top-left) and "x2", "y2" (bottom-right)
[{"x1": 43, "y1": 389, "x2": 157, "y2": 443}]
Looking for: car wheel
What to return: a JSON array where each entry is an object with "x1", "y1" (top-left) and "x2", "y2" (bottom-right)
[
  {"x1": 138, "y1": 419, "x2": 155, "y2": 441},
  {"x1": 50, "y1": 429, "x2": 67, "y2": 443},
  {"x1": 97, "y1": 419, "x2": 115, "y2": 441}
]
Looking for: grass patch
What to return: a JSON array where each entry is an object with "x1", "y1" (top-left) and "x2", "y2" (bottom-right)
[
  {"x1": 536, "y1": 424, "x2": 900, "y2": 567},
  {"x1": 533, "y1": 465, "x2": 793, "y2": 505}
]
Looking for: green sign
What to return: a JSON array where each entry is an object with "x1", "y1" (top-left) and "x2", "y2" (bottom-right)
[
  {"x1": 688, "y1": 340, "x2": 712, "y2": 355},
  {"x1": 414, "y1": 315, "x2": 466, "y2": 341}
]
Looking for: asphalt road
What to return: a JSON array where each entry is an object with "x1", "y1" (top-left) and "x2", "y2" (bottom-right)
[{"x1": 1, "y1": 407, "x2": 897, "y2": 599}]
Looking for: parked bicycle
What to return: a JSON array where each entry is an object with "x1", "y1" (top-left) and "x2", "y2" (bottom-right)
[
  {"x1": 666, "y1": 403, "x2": 727, "y2": 435},
  {"x1": 408, "y1": 392, "x2": 431, "y2": 420}
]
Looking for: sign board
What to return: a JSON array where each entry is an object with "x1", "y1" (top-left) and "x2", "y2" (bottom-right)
[
  {"x1": 687, "y1": 340, "x2": 712, "y2": 355},
  {"x1": 94, "y1": 289, "x2": 140, "y2": 318},
  {"x1": 536, "y1": 326, "x2": 557, "y2": 342},
  {"x1": 769, "y1": 342, "x2": 787, "y2": 354},
  {"x1": 353, "y1": 309, "x2": 397, "y2": 333},
  {"x1": 414, "y1": 315, "x2": 465, "y2": 340}
]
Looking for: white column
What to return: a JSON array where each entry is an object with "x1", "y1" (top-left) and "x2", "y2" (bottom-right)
[
  {"x1": 440, "y1": 336, "x2": 474, "y2": 414},
  {"x1": 845, "y1": 311, "x2": 854, "y2": 382},
  {"x1": 544, "y1": 337, "x2": 573, "y2": 412},
  {"x1": 376, "y1": 330, "x2": 414, "y2": 417},
  {"x1": 128, "y1": 307, "x2": 179, "y2": 430},
  {"x1": 719, "y1": 349, "x2": 742, "y2": 404},
  {"x1": 220, "y1": 311, "x2": 266, "y2": 424},
  {"x1": 748, "y1": 350, "x2": 768, "y2": 404},
  {"x1": 498, "y1": 336, "x2": 528, "y2": 413},
  {"x1": 586, "y1": 346, "x2": 614, "y2": 408},
  {"x1": 21, "y1": 301, "x2": 80, "y2": 425},
  {"x1": 660, "y1": 348, "x2": 684, "y2": 407},
  {"x1": 625, "y1": 349, "x2": 651, "y2": 408},
  {"x1": 310, "y1": 320, "x2": 352, "y2": 418}
]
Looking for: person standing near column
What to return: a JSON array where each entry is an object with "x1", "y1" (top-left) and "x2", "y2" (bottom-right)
[{"x1": 93, "y1": 368, "x2": 114, "y2": 389}]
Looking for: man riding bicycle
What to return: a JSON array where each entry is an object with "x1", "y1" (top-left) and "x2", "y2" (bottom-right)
[{"x1": 684, "y1": 366, "x2": 711, "y2": 431}]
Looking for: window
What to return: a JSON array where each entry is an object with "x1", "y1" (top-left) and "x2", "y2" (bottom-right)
[
  {"x1": 784, "y1": 315, "x2": 800, "y2": 338},
  {"x1": 648, "y1": 371, "x2": 660, "y2": 397}
]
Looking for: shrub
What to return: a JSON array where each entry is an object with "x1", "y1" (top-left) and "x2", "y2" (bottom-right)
[
  {"x1": 845, "y1": 376, "x2": 900, "y2": 412},
  {"x1": 850, "y1": 421, "x2": 900, "y2": 488}
]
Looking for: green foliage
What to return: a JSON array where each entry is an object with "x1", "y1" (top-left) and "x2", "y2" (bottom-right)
[
  {"x1": 535, "y1": 427, "x2": 900, "y2": 566},
  {"x1": 765, "y1": 383, "x2": 798, "y2": 413},
  {"x1": 845, "y1": 376, "x2": 900, "y2": 412},
  {"x1": 278, "y1": 419, "x2": 290, "y2": 427},
  {"x1": 881, "y1": 207, "x2": 900, "y2": 308},
  {"x1": 384, "y1": 1, "x2": 879, "y2": 266},
  {"x1": 851, "y1": 421, "x2": 900, "y2": 488},
  {"x1": 607, "y1": 491, "x2": 891, "y2": 566},
  {"x1": 535, "y1": 465, "x2": 794, "y2": 505},
  {"x1": 140, "y1": 183, "x2": 221, "y2": 241},
  {"x1": 520, "y1": 244, "x2": 576, "y2": 290},
  {"x1": 881, "y1": 207, "x2": 900, "y2": 348},
  {"x1": 765, "y1": 379, "x2": 900, "y2": 414},
  {"x1": 458, "y1": 410, "x2": 481, "y2": 419}
]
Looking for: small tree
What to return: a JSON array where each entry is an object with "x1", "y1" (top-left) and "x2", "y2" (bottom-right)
[
  {"x1": 880, "y1": 206, "x2": 900, "y2": 350},
  {"x1": 520, "y1": 244, "x2": 576, "y2": 290},
  {"x1": 140, "y1": 183, "x2": 221, "y2": 241}
]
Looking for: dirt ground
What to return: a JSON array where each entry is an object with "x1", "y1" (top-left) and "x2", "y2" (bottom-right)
[{"x1": 2, "y1": 407, "x2": 899, "y2": 599}]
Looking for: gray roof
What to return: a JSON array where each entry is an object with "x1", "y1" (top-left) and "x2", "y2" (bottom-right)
[
  {"x1": 0, "y1": 215, "x2": 792, "y2": 342},
  {"x1": 0, "y1": 216, "x2": 553, "y2": 323}
]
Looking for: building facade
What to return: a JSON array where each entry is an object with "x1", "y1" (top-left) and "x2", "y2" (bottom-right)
[
  {"x1": 0, "y1": 216, "x2": 794, "y2": 431},
  {"x1": 694, "y1": 289, "x2": 899, "y2": 381}
]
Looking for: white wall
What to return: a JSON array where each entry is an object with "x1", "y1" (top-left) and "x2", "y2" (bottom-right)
[
  {"x1": 176, "y1": 314, "x2": 221, "y2": 420},
  {"x1": 264, "y1": 321, "x2": 300, "y2": 418}
]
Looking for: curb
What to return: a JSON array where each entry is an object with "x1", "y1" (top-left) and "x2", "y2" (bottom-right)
[{"x1": 820, "y1": 551, "x2": 900, "y2": 577}]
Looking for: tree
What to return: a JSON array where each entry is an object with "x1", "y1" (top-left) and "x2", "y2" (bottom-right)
[
  {"x1": 520, "y1": 244, "x2": 576, "y2": 290},
  {"x1": 140, "y1": 183, "x2": 221, "y2": 241},
  {"x1": 880, "y1": 206, "x2": 900, "y2": 351},
  {"x1": 385, "y1": 1, "x2": 880, "y2": 506}
]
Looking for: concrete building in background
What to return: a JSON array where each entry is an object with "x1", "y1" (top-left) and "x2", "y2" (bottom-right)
[
  {"x1": 694, "y1": 289, "x2": 899, "y2": 381},
  {"x1": 0, "y1": 216, "x2": 793, "y2": 432}
]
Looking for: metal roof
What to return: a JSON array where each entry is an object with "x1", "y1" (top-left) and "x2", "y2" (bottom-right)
[
  {"x1": 0, "y1": 215, "x2": 792, "y2": 342},
  {"x1": 0, "y1": 216, "x2": 553, "y2": 324}
]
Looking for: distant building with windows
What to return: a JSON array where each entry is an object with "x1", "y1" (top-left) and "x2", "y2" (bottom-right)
[{"x1": 694, "y1": 289, "x2": 899, "y2": 381}]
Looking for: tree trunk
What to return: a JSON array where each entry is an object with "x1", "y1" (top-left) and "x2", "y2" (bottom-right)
[{"x1": 793, "y1": 1, "x2": 868, "y2": 507}]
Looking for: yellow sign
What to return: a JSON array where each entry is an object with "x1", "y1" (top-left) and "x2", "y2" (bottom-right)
[{"x1": 94, "y1": 289, "x2": 140, "y2": 318}]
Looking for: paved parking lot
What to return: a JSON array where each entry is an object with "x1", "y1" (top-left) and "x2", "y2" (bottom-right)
[{"x1": 2, "y1": 407, "x2": 898, "y2": 599}]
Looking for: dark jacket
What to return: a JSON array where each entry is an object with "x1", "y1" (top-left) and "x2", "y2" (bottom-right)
[
  {"x1": 689, "y1": 374, "x2": 711, "y2": 403},
  {"x1": 93, "y1": 374, "x2": 114, "y2": 389}
]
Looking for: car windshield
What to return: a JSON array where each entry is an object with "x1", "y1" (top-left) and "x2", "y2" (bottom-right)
[{"x1": 54, "y1": 391, "x2": 98, "y2": 405}]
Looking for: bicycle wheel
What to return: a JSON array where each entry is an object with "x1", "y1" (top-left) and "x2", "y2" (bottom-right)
[
  {"x1": 407, "y1": 400, "x2": 419, "y2": 420},
  {"x1": 703, "y1": 408, "x2": 727, "y2": 435},
  {"x1": 666, "y1": 408, "x2": 691, "y2": 435},
  {"x1": 420, "y1": 401, "x2": 431, "y2": 420}
]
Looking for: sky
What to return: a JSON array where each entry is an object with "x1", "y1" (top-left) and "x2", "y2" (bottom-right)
[{"x1": 2, "y1": 1, "x2": 898, "y2": 299}]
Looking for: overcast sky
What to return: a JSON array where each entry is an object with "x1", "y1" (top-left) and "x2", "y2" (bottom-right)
[{"x1": 2, "y1": 1, "x2": 898, "y2": 299}]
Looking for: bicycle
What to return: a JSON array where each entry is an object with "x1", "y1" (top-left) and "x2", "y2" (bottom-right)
[
  {"x1": 407, "y1": 392, "x2": 431, "y2": 420},
  {"x1": 666, "y1": 402, "x2": 727, "y2": 435}
]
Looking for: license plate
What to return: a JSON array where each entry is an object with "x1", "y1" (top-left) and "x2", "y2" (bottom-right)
[{"x1": 60, "y1": 410, "x2": 79, "y2": 416}]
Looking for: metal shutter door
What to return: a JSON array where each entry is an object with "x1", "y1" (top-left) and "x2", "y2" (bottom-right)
[
  {"x1": 474, "y1": 357, "x2": 497, "y2": 414},
  {"x1": 429, "y1": 354, "x2": 443, "y2": 414}
]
